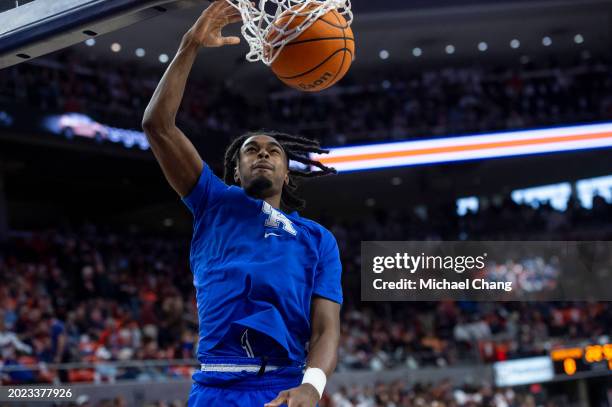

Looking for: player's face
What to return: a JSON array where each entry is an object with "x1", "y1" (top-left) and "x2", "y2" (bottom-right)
[{"x1": 235, "y1": 135, "x2": 289, "y2": 198}]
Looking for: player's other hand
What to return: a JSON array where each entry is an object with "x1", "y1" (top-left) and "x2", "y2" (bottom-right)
[
  {"x1": 264, "y1": 384, "x2": 320, "y2": 407},
  {"x1": 184, "y1": 1, "x2": 242, "y2": 47}
]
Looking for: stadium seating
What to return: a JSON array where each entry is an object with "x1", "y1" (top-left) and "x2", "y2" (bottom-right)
[{"x1": 1, "y1": 194, "x2": 610, "y2": 385}]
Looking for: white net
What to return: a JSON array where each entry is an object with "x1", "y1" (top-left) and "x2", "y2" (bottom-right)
[{"x1": 225, "y1": 0, "x2": 352, "y2": 65}]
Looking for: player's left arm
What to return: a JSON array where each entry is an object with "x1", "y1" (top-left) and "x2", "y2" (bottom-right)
[
  {"x1": 305, "y1": 297, "x2": 341, "y2": 377},
  {"x1": 265, "y1": 297, "x2": 340, "y2": 407}
]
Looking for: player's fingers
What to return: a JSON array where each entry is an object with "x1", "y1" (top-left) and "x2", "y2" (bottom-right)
[
  {"x1": 211, "y1": 0, "x2": 231, "y2": 8},
  {"x1": 263, "y1": 397, "x2": 286, "y2": 407},
  {"x1": 220, "y1": 36, "x2": 241, "y2": 46},
  {"x1": 228, "y1": 14, "x2": 243, "y2": 23},
  {"x1": 221, "y1": 3, "x2": 241, "y2": 15},
  {"x1": 197, "y1": 0, "x2": 224, "y2": 25},
  {"x1": 217, "y1": 0, "x2": 239, "y2": 14},
  {"x1": 206, "y1": 0, "x2": 236, "y2": 18},
  {"x1": 217, "y1": 9, "x2": 241, "y2": 27},
  {"x1": 264, "y1": 391, "x2": 289, "y2": 407},
  {"x1": 205, "y1": 0, "x2": 225, "y2": 13},
  {"x1": 220, "y1": 13, "x2": 242, "y2": 26},
  {"x1": 288, "y1": 398, "x2": 311, "y2": 407}
]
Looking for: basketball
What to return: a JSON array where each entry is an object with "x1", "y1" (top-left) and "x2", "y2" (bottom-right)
[{"x1": 268, "y1": 8, "x2": 355, "y2": 92}]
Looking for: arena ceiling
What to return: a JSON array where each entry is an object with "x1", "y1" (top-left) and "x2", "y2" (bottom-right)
[
  {"x1": 351, "y1": 0, "x2": 561, "y2": 13},
  {"x1": 59, "y1": 0, "x2": 612, "y2": 86}
]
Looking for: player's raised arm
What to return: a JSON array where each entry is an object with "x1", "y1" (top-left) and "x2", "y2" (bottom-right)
[{"x1": 142, "y1": 1, "x2": 241, "y2": 197}]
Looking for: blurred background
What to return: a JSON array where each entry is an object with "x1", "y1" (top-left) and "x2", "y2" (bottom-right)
[{"x1": 0, "y1": 0, "x2": 611, "y2": 405}]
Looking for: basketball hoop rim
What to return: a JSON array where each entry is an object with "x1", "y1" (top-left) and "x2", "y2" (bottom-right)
[{"x1": 224, "y1": 0, "x2": 353, "y2": 65}]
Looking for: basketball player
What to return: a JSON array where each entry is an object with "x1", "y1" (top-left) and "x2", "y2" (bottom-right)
[{"x1": 142, "y1": 2, "x2": 342, "y2": 406}]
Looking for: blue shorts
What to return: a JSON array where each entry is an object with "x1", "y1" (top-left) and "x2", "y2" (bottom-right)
[{"x1": 188, "y1": 357, "x2": 306, "y2": 407}]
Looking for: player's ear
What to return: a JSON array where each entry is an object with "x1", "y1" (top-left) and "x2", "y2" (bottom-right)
[
  {"x1": 233, "y1": 164, "x2": 241, "y2": 185},
  {"x1": 283, "y1": 155, "x2": 290, "y2": 185}
]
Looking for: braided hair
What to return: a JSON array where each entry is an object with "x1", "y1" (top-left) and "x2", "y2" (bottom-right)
[{"x1": 223, "y1": 130, "x2": 336, "y2": 212}]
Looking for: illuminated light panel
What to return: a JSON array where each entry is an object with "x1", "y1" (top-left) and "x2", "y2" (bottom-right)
[
  {"x1": 511, "y1": 183, "x2": 571, "y2": 211},
  {"x1": 604, "y1": 344, "x2": 612, "y2": 360},
  {"x1": 576, "y1": 175, "x2": 612, "y2": 208},
  {"x1": 563, "y1": 358, "x2": 577, "y2": 376},
  {"x1": 494, "y1": 357, "x2": 554, "y2": 387},
  {"x1": 585, "y1": 345, "x2": 604, "y2": 363},
  {"x1": 551, "y1": 347, "x2": 584, "y2": 361},
  {"x1": 457, "y1": 196, "x2": 478, "y2": 216},
  {"x1": 311, "y1": 123, "x2": 612, "y2": 173}
]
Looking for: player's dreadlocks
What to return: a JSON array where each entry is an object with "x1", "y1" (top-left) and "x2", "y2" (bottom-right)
[{"x1": 223, "y1": 130, "x2": 337, "y2": 212}]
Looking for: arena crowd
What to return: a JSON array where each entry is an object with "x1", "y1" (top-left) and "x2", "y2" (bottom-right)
[
  {"x1": 0, "y1": 51, "x2": 610, "y2": 147},
  {"x1": 1, "y1": 194, "x2": 610, "y2": 384}
]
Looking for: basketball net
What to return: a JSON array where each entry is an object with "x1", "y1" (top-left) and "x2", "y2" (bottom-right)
[{"x1": 225, "y1": 0, "x2": 353, "y2": 65}]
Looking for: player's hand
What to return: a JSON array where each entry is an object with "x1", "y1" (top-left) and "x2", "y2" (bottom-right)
[
  {"x1": 264, "y1": 384, "x2": 320, "y2": 407},
  {"x1": 184, "y1": 1, "x2": 242, "y2": 47}
]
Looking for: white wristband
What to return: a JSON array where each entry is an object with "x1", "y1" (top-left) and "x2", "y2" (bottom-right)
[{"x1": 301, "y1": 367, "x2": 326, "y2": 399}]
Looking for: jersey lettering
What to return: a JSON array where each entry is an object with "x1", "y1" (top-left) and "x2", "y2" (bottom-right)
[{"x1": 262, "y1": 201, "x2": 297, "y2": 235}]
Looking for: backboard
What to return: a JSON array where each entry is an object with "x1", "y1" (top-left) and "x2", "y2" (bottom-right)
[{"x1": 0, "y1": 0, "x2": 202, "y2": 69}]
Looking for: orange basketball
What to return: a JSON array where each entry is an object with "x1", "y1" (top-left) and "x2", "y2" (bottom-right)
[{"x1": 268, "y1": 8, "x2": 355, "y2": 92}]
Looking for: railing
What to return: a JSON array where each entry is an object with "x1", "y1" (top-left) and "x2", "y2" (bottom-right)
[
  {"x1": 1, "y1": 359, "x2": 199, "y2": 385},
  {"x1": 1, "y1": 359, "x2": 199, "y2": 371},
  {"x1": 0, "y1": 363, "x2": 498, "y2": 406}
]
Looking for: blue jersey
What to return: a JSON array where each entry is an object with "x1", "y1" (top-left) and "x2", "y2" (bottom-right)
[{"x1": 183, "y1": 162, "x2": 343, "y2": 363}]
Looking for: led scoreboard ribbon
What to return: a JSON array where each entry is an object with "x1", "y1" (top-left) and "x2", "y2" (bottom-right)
[
  {"x1": 550, "y1": 344, "x2": 612, "y2": 376},
  {"x1": 311, "y1": 122, "x2": 612, "y2": 173}
]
